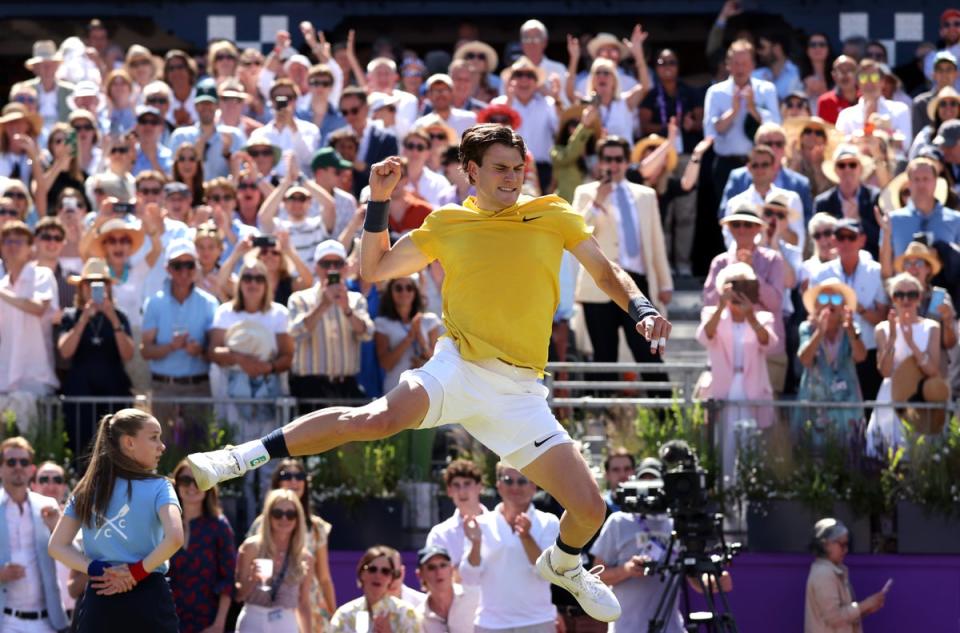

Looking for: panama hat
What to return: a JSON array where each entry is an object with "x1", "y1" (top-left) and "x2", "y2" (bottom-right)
[
  {"x1": 455, "y1": 41, "x2": 499, "y2": 71},
  {"x1": 25, "y1": 40, "x2": 62, "y2": 70},
  {"x1": 878, "y1": 171, "x2": 949, "y2": 214},
  {"x1": 719, "y1": 206, "x2": 766, "y2": 226},
  {"x1": 927, "y1": 85, "x2": 960, "y2": 122},
  {"x1": 762, "y1": 191, "x2": 802, "y2": 222},
  {"x1": 243, "y1": 130, "x2": 282, "y2": 166},
  {"x1": 90, "y1": 218, "x2": 145, "y2": 258},
  {"x1": 586, "y1": 33, "x2": 631, "y2": 60},
  {"x1": 801, "y1": 277, "x2": 858, "y2": 314},
  {"x1": 415, "y1": 113, "x2": 458, "y2": 144},
  {"x1": 891, "y1": 356, "x2": 950, "y2": 434},
  {"x1": 631, "y1": 134, "x2": 678, "y2": 172},
  {"x1": 67, "y1": 258, "x2": 111, "y2": 285},
  {"x1": 894, "y1": 241, "x2": 943, "y2": 275},
  {"x1": 822, "y1": 144, "x2": 875, "y2": 184},
  {"x1": 500, "y1": 57, "x2": 546, "y2": 87},
  {"x1": 0, "y1": 104, "x2": 42, "y2": 138}
]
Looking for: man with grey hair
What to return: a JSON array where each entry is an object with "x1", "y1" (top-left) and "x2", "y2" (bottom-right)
[
  {"x1": 366, "y1": 57, "x2": 419, "y2": 136},
  {"x1": 520, "y1": 19, "x2": 568, "y2": 91}
]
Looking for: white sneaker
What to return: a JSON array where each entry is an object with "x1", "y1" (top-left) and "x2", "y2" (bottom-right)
[
  {"x1": 536, "y1": 546, "x2": 621, "y2": 622},
  {"x1": 187, "y1": 447, "x2": 245, "y2": 491}
]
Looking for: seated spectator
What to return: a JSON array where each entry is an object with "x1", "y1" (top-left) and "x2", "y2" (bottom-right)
[
  {"x1": 235, "y1": 489, "x2": 314, "y2": 633},
  {"x1": 908, "y1": 86, "x2": 960, "y2": 160},
  {"x1": 550, "y1": 104, "x2": 600, "y2": 203},
  {"x1": 639, "y1": 48, "x2": 705, "y2": 155},
  {"x1": 459, "y1": 463, "x2": 559, "y2": 632},
  {"x1": 218, "y1": 79, "x2": 264, "y2": 138},
  {"x1": 259, "y1": 155, "x2": 331, "y2": 266},
  {"x1": 795, "y1": 278, "x2": 866, "y2": 444},
  {"x1": 400, "y1": 129, "x2": 451, "y2": 208},
  {"x1": 383, "y1": 158, "x2": 433, "y2": 236},
  {"x1": 815, "y1": 145, "x2": 881, "y2": 258},
  {"x1": 307, "y1": 147, "x2": 360, "y2": 241},
  {"x1": 800, "y1": 33, "x2": 834, "y2": 107},
  {"x1": 375, "y1": 274, "x2": 443, "y2": 392},
  {"x1": 132, "y1": 105, "x2": 173, "y2": 176},
  {"x1": 260, "y1": 78, "x2": 321, "y2": 176},
  {"x1": 37, "y1": 122, "x2": 87, "y2": 211},
  {"x1": 330, "y1": 545, "x2": 419, "y2": 633},
  {"x1": 912, "y1": 51, "x2": 958, "y2": 137},
  {"x1": 168, "y1": 459, "x2": 237, "y2": 633},
  {"x1": 835, "y1": 58, "x2": 912, "y2": 142},
  {"x1": 385, "y1": 546, "x2": 427, "y2": 608},
  {"x1": 194, "y1": 222, "x2": 226, "y2": 300},
  {"x1": 446, "y1": 58, "x2": 487, "y2": 113},
  {"x1": 753, "y1": 32, "x2": 802, "y2": 100},
  {"x1": 33, "y1": 216, "x2": 74, "y2": 310},
  {"x1": 425, "y1": 458, "x2": 489, "y2": 569},
  {"x1": 100, "y1": 68, "x2": 137, "y2": 135},
  {"x1": 696, "y1": 262, "x2": 778, "y2": 485},
  {"x1": 414, "y1": 73, "x2": 477, "y2": 137},
  {"x1": 415, "y1": 545, "x2": 480, "y2": 633},
  {"x1": 805, "y1": 518, "x2": 885, "y2": 630},
  {"x1": 800, "y1": 213, "x2": 838, "y2": 291},
  {"x1": 172, "y1": 143, "x2": 204, "y2": 205},
  {"x1": 288, "y1": 240, "x2": 374, "y2": 403},
  {"x1": 57, "y1": 258, "x2": 134, "y2": 455},
  {"x1": 68, "y1": 108, "x2": 102, "y2": 177},
  {"x1": 337, "y1": 86, "x2": 399, "y2": 198},
  {"x1": 783, "y1": 115, "x2": 836, "y2": 198},
  {"x1": 295, "y1": 64, "x2": 346, "y2": 144},
  {"x1": 0, "y1": 220, "x2": 58, "y2": 395},
  {"x1": 867, "y1": 272, "x2": 942, "y2": 456}
]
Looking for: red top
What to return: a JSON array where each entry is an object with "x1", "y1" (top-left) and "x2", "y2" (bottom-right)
[
  {"x1": 816, "y1": 88, "x2": 856, "y2": 125},
  {"x1": 389, "y1": 191, "x2": 433, "y2": 233}
]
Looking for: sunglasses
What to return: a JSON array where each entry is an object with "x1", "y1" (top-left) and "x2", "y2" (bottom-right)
[
  {"x1": 240, "y1": 273, "x2": 267, "y2": 284},
  {"x1": 834, "y1": 231, "x2": 859, "y2": 242},
  {"x1": 404, "y1": 142, "x2": 428, "y2": 152},
  {"x1": 104, "y1": 236, "x2": 133, "y2": 246},
  {"x1": 392, "y1": 283, "x2": 416, "y2": 292},
  {"x1": 944, "y1": 20, "x2": 960, "y2": 27},
  {"x1": 808, "y1": 40, "x2": 829, "y2": 48},
  {"x1": 902, "y1": 258, "x2": 929, "y2": 268},
  {"x1": 166, "y1": 63, "x2": 188, "y2": 72},
  {"x1": 214, "y1": 54, "x2": 237, "y2": 62},
  {"x1": 37, "y1": 232, "x2": 65, "y2": 242},
  {"x1": 761, "y1": 140, "x2": 786, "y2": 148},
  {"x1": 318, "y1": 260, "x2": 344, "y2": 269},
  {"x1": 52, "y1": 137, "x2": 67, "y2": 145},
  {"x1": 817, "y1": 293, "x2": 844, "y2": 306},
  {"x1": 802, "y1": 128, "x2": 826, "y2": 138},
  {"x1": 0, "y1": 208, "x2": 18, "y2": 217},
  {"x1": 857, "y1": 72, "x2": 881, "y2": 83},
  {"x1": 72, "y1": 124, "x2": 95, "y2": 132},
  {"x1": 278, "y1": 470, "x2": 307, "y2": 481},
  {"x1": 37, "y1": 475, "x2": 64, "y2": 484},
  {"x1": 1, "y1": 238, "x2": 28, "y2": 247},
  {"x1": 138, "y1": 118, "x2": 163, "y2": 127},
  {"x1": 835, "y1": 161, "x2": 860, "y2": 170},
  {"x1": 727, "y1": 221, "x2": 756, "y2": 230},
  {"x1": 175, "y1": 475, "x2": 198, "y2": 488},
  {"x1": 130, "y1": 58, "x2": 152, "y2": 67},
  {"x1": 594, "y1": 69, "x2": 613, "y2": 77},
  {"x1": 138, "y1": 187, "x2": 163, "y2": 196},
  {"x1": 247, "y1": 149, "x2": 274, "y2": 158},
  {"x1": 363, "y1": 564, "x2": 397, "y2": 577},
  {"x1": 940, "y1": 100, "x2": 960, "y2": 109},
  {"x1": 146, "y1": 96, "x2": 169, "y2": 105},
  {"x1": 177, "y1": 155, "x2": 198, "y2": 163},
  {"x1": 5, "y1": 191, "x2": 27, "y2": 200},
  {"x1": 111, "y1": 146, "x2": 130, "y2": 155},
  {"x1": 270, "y1": 508, "x2": 298, "y2": 521},
  {"x1": 309, "y1": 79, "x2": 333, "y2": 88},
  {"x1": 429, "y1": 132, "x2": 448, "y2": 141},
  {"x1": 893, "y1": 289, "x2": 920, "y2": 301},
  {"x1": 750, "y1": 161, "x2": 773, "y2": 169},
  {"x1": 763, "y1": 209, "x2": 786, "y2": 220},
  {"x1": 499, "y1": 475, "x2": 530, "y2": 486},
  {"x1": 811, "y1": 230, "x2": 834, "y2": 240},
  {"x1": 4, "y1": 458, "x2": 30, "y2": 468},
  {"x1": 286, "y1": 194, "x2": 309, "y2": 202},
  {"x1": 237, "y1": 182, "x2": 258, "y2": 190},
  {"x1": 208, "y1": 194, "x2": 235, "y2": 203},
  {"x1": 512, "y1": 71, "x2": 538, "y2": 81},
  {"x1": 463, "y1": 52, "x2": 486, "y2": 60},
  {"x1": 424, "y1": 561, "x2": 450, "y2": 572},
  {"x1": 786, "y1": 100, "x2": 807, "y2": 109},
  {"x1": 341, "y1": 105, "x2": 364, "y2": 117},
  {"x1": 170, "y1": 260, "x2": 196, "y2": 271},
  {"x1": 13, "y1": 95, "x2": 37, "y2": 105},
  {"x1": 600, "y1": 155, "x2": 625, "y2": 163}
]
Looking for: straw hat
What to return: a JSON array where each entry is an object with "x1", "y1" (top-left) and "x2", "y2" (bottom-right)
[
  {"x1": 558, "y1": 104, "x2": 602, "y2": 138},
  {"x1": 414, "y1": 113, "x2": 458, "y2": 144},
  {"x1": 242, "y1": 130, "x2": 282, "y2": 166},
  {"x1": 454, "y1": 41, "x2": 499, "y2": 71},
  {"x1": 822, "y1": 144, "x2": 875, "y2": 183},
  {"x1": 719, "y1": 206, "x2": 766, "y2": 227},
  {"x1": 878, "y1": 171, "x2": 950, "y2": 214},
  {"x1": 631, "y1": 134, "x2": 678, "y2": 172},
  {"x1": 477, "y1": 103, "x2": 523, "y2": 130},
  {"x1": 894, "y1": 241, "x2": 943, "y2": 275},
  {"x1": 25, "y1": 40, "x2": 62, "y2": 70},
  {"x1": 586, "y1": 33, "x2": 631, "y2": 60},
  {"x1": 0, "y1": 103, "x2": 42, "y2": 138},
  {"x1": 67, "y1": 258, "x2": 111, "y2": 285},
  {"x1": 90, "y1": 218, "x2": 145, "y2": 258},
  {"x1": 801, "y1": 276, "x2": 858, "y2": 314},
  {"x1": 891, "y1": 356, "x2": 950, "y2": 434},
  {"x1": 500, "y1": 56, "x2": 546, "y2": 87},
  {"x1": 927, "y1": 85, "x2": 960, "y2": 122},
  {"x1": 783, "y1": 115, "x2": 842, "y2": 153},
  {"x1": 762, "y1": 191, "x2": 802, "y2": 222}
]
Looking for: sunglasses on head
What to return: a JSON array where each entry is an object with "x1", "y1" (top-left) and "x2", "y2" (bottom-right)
[
  {"x1": 499, "y1": 474, "x2": 530, "y2": 486},
  {"x1": 893, "y1": 289, "x2": 920, "y2": 301},
  {"x1": 600, "y1": 155, "x2": 625, "y2": 163},
  {"x1": 817, "y1": 293, "x2": 844, "y2": 306},
  {"x1": 37, "y1": 232, "x2": 65, "y2": 242},
  {"x1": 835, "y1": 231, "x2": 859, "y2": 242},
  {"x1": 4, "y1": 458, "x2": 30, "y2": 468},
  {"x1": 278, "y1": 470, "x2": 307, "y2": 481},
  {"x1": 404, "y1": 142, "x2": 428, "y2": 152},
  {"x1": 802, "y1": 127, "x2": 826, "y2": 138},
  {"x1": 208, "y1": 194, "x2": 235, "y2": 203},
  {"x1": 169, "y1": 260, "x2": 196, "y2": 271},
  {"x1": 240, "y1": 273, "x2": 266, "y2": 284},
  {"x1": 341, "y1": 105, "x2": 364, "y2": 117},
  {"x1": 270, "y1": 508, "x2": 298, "y2": 521},
  {"x1": 37, "y1": 475, "x2": 64, "y2": 484},
  {"x1": 247, "y1": 149, "x2": 273, "y2": 158},
  {"x1": 175, "y1": 475, "x2": 197, "y2": 488},
  {"x1": 812, "y1": 229, "x2": 834, "y2": 240},
  {"x1": 363, "y1": 564, "x2": 397, "y2": 577},
  {"x1": 309, "y1": 78, "x2": 333, "y2": 88},
  {"x1": 104, "y1": 236, "x2": 133, "y2": 246}
]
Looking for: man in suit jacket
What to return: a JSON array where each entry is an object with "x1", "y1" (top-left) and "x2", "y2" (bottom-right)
[
  {"x1": 0, "y1": 437, "x2": 68, "y2": 632},
  {"x1": 814, "y1": 145, "x2": 881, "y2": 258},
  {"x1": 573, "y1": 136, "x2": 673, "y2": 392},
  {"x1": 335, "y1": 86, "x2": 399, "y2": 199},
  {"x1": 718, "y1": 122, "x2": 813, "y2": 224},
  {"x1": 24, "y1": 40, "x2": 74, "y2": 131}
]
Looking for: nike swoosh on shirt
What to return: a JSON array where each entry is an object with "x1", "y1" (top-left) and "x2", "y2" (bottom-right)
[
  {"x1": 522, "y1": 216, "x2": 542, "y2": 222},
  {"x1": 534, "y1": 433, "x2": 560, "y2": 447}
]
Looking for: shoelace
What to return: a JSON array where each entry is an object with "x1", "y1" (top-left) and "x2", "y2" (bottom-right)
[{"x1": 566, "y1": 565, "x2": 608, "y2": 597}]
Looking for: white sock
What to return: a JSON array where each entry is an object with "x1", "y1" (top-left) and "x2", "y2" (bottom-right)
[
  {"x1": 234, "y1": 440, "x2": 269, "y2": 473},
  {"x1": 550, "y1": 545, "x2": 581, "y2": 572}
]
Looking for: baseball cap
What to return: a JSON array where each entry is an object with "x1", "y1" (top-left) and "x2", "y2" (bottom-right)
[
  {"x1": 284, "y1": 185, "x2": 312, "y2": 199},
  {"x1": 135, "y1": 105, "x2": 162, "y2": 121},
  {"x1": 367, "y1": 91, "x2": 400, "y2": 113},
  {"x1": 934, "y1": 119, "x2": 960, "y2": 147},
  {"x1": 166, "y1": 237, "x2": 198, "y2": 262},
  {"x1": 313, "y1": 239, "x2": 347, "y2": 263},
  {"x1": 195, "y1": 78, "x2": 218, "y2": 104},
  {"x1": 417, "y1": 545, "x2": 451, "y2": 566},
  {"x1": 284, "y1": 54, "x2": 312, "y2": 72},
  {"x1": 835, "y1": 218, "x2": 862, "y2": 235},
  {"x1": 311, "y1": 147, "x2": 352, "y2": 171},
  {"x1": 636, "y1": 457, "x2": 663, "y2": 479},
  {"x1": 934, "y1": 50, "x2": 958, "y2": 68},
  {"x1": 163, "y1": 181, "x2": 190, "y2": 196},
  {"x1": 426, "y1": 73, "x2": 454, "y2": 89},
  {"x1": 942, "y1": 8, "x2": 960, "y2": 23}
]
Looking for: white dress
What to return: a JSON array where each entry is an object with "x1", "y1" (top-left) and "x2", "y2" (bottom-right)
[{"x1": 866, "y1": 319, "x2": 935, "y2": 457}]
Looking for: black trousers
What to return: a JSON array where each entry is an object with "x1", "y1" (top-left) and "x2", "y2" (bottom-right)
[
  {"x1": 290, "y1": 374, "x2": 366, "y2": 415},
  {"x1": 857, "y1": 349, "x2": 882, "y2": 401},
  {"x1": 582, "y1": 272, "x2": 670, "y2": 397},
  {"x1": 76, "y1": 573, "x2": 178, "y2": 633}
]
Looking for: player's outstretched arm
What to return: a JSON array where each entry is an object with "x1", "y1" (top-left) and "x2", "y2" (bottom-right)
[
  {"x1": 570, "y1": 236, "x2": 672, "y2": 354},
  {"x1": 359, "y1": 157, "x2": 431, "y2": 282}
]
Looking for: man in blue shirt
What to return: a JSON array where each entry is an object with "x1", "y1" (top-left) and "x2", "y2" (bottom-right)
[
  {"x1": 141, "y1": 239, "x2": 219, "y2": 439},
  {"x1": 753, "y1": 33, "x2": 802, "y2": 100},
  {"x1": 168, "y1": 78, "x2": 246, "y2": 179},
  {"x1": 132, "y1": 106, "x2": 173, "y2": 177}
]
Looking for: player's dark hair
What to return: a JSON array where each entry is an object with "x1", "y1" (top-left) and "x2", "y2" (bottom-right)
[{"x1": 459, "y1": 124, "x2": 526, "y2": 185}]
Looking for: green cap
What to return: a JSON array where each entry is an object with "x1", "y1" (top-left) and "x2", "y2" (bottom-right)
[
  {"x1": 195, "y1": 78, "x2": 218, "y2": 104},
  {"x1": 311, "y1": 147, "x2": 352, "y2": 171}
]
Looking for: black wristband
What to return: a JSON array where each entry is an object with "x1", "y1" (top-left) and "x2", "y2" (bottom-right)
[
  {"x1": 363, "y1": 200, "x2": 390, "y2": 232},
  {"x1": 628, "y1": 295, "x2": 660, "y2": 324}
]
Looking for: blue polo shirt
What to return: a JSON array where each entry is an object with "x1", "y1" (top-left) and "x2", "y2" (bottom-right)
[
  {"x1": 142, "y1": 283, "x2": 218, "y2": 377},
  {"x1": 886, "y1": 202, "x2": 960, "y2": 256},
  {"x1": 167, "y1": 123, "x2": 247, "y2": 179},
  {"x1": 132, "y1": 143, "x2": 174, "y2": 177}
]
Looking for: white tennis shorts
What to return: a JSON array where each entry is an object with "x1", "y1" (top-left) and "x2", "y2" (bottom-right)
[{"x1": 400, "y1": 338, "x2": 571, "y2": 468}]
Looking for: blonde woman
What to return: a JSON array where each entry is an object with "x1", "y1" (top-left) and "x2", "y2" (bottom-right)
[
  {"x1": 193, "y1": 223, "x2": 225, "y2": 300},
  {"x1": 236, "y1": 489, "x2": 314, "y2": 633},
  {"x1": 208, "y1": 41, "x2": 240, "y2": 85}
]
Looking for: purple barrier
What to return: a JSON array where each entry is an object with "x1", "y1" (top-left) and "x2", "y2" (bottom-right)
[{"x1": 329, "y1": 551, "x2": 960, "y2": 632}]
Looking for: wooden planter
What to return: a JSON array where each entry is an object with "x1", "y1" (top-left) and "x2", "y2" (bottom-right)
[
  {"x1": 747, "y1": 500, "x2": 871, "y2": 553},
  {"x1": 896, "y1": 501, "x2": 960, "y2": 553}
]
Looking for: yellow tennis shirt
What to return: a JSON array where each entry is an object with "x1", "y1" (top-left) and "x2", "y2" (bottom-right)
[{"x1": 410, "y1": 193, "x2": 593, "y2": 372}]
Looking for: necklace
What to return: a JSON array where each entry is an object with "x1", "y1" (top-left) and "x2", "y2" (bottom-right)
[{"x1": 89, "y1": 314, "x2": 106, "y2": 346}]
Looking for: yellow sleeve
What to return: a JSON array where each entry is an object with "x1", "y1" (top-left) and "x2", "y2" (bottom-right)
[
  {"x1": 409, "y1": 211, "x2": 441, "y2": 260},
  {"x1": 556, "y1": 204, "x2": 594, "y2": 250}
]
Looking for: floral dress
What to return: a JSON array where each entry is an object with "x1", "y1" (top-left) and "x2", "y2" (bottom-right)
[
  {"x1": 330, "y1": 595, "x2": 420, "y2": 633},
  {"x1": 167, "y1": 514, "x2": 237, "y2": 633}
]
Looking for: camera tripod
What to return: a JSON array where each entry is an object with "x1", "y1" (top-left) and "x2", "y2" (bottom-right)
[{"x1": 647, "y1": 517, "x2": 739, "y2": 633}]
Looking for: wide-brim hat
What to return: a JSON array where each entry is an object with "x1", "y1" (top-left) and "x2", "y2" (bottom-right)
[
  {"x1": 783, "y1": 115, "x2": 842, "y2": 151},
  {"x1": 928, "y1": 86, "x2": 960, "y2": 123},
  {"x1": 891, "y1": 356, "x2": 950, "y2": 434},
  {"x1": 67, "y1": 80, "x2": 105, "y2": 112},
  {"x1": 0, "y1": 103, "x2": 42, "y2": 138},
  {"x1": 801, "y1": 276, "x2": 858, "y2": 314},
  {"x1": 455, "y1": 41, "x2": 499, "y2": 71},
  {"x1": 67, "y1": 257, "x2": 112, "y2": 285},
  {"x1": 25, "y1": 40, "x2": 62, "y2": 70},
  {"x1": 90, "y1": 218, "x2": 145, "y2": 258},
  {"x1": 878, "y1": 171, "x2": 950, "y2": 214},
  {"x1": 500, "y1": 56, "x2": 546, "y2": 87},
  {"x1": 243, "y1": 132, "x2": 282, "y2": 166},
  {"x1": 719, "y1": 207, "x2": 766, "y2": 226},
  {"x1": 477, "y1": 103, "x2": 523, "y2": 130},
  {"x1": 762, "y1": 191, "x2": 802, "y2": 222},
  {"x1": 631, "y1": 134, "x2": 678, "y2": 173},
  {"x1": 586, "y1": 33, "x2": 631, "y2": 60},
  {"x1": 225, "y1": 320, "x2": 277, "y2": 363},
  {"x1": 894, "y1": 241, "x2": 943, "y2": 275},
  {"x1": 67, "y1": 108, "x2": 98, "y2": 128},
  {"x1": 414, "y1": 114, "x2": 458, "y2": 144},
  {"x1": 822, "y1": 145, "x2": 875, "y2": 184}
]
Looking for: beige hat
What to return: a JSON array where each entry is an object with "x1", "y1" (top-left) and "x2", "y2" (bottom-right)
[
  {"x1": 631, "y1": 134, "x2": 678, "y2": 173},
  {"x1": 454, "y1": 41, "x2": 499, "y2": 71},
  {"x1": 500, "y1": 56, "x2": 546, "y2": 87},
  {"x1": 0, "y1": 103, "x2": 42, "y2": 138},
  {"x1": 894, "y1": 241, "x2": 943, "y2": 275},
  {"x1": 927, "y1": 85, "x2": 960, "y2": 123},
  {"x1": 719, "y1": 206, "x2": 766, "y2": 227},
  {"x1": 822, "y1": 144, "x2": 875, "y2": 183},
  {"x1": 91, "y1": 219, "x2": 145, "y2": 258},
  {"x1": 586, "y1": 33, "x2": 631, "y2": 60},
  {"x1": 878, "y1": 171, "x2": 950, "y2": 214},
  {"x1": 801, "y1": 276, "x2": 858, "y2": 314},
  {"x1": 762, "y1": 191, "x2": 801, "y2": 222},
  {"x1": 25, "y1": 40, "x2": 62, "y2": 70},
  {"x1": 414, "y1": 114, "x2": 458, "y2": 144},
  {"x1": 67, "y1": 258, "x2": 111, "y2": 285}
]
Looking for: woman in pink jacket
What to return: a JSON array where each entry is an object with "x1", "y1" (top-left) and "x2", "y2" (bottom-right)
[{"x1": 696, "y1": 261, "x2": 778, "y2": 487}]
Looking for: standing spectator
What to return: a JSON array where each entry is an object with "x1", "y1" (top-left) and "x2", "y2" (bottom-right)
[
  {"x1": 82, "y1": 216, "x2": 153, "y2": 334},
  {"x1": 815, "y1": 146, "x2": 881, "y2": 257},
  {"x1": 601, "y1": 448, "x2": 636, "y2": 513},
  {"x1": 57, "y1": 258, "x2": 134, "y2": 456},
  {"x1": 193, "y1": 222, "x2": 225, "y2": 299},
  {"x1": 24, "y1": 40, "x2": 74, "y2": 131},
  {"x1": 816, "y1": 56, "x2": 859, "y2": 125},
  {"x1": 308, "y1": 147, "x2": 360, "y2": 240},
  {"x1": 913, "y1": 52, "x2": 958, "y2": 136},
  {"x1": 400, "y1": 129, "x2": 451, "y2": 208},
  {"x1": 518, "y1": 20, "x2": 568, "y2": 89},
  {"x1": 68, "y1": 109, "x2": 101, "y2": 177},
  {"x1": 550, "y1": 104, "x2": 600, "y2": 203},
  {"x1": 337, "y1": 86, "x2": 400, "y2": 199},
  {"x1": 459, "y1": 463, "x2": 559, "y2": 633},
  {"x1": 0, "y1": 103, "x2": 43, "y2": 187},
  {"x1": 132, "y1": 106, "x2": 173, "y2": 176},
  {"x1": 363, "y1": 57, "x2": 420, "y2": 136},
  {"x1": 167, "y1": 460, "x2": 236, "y2": 633},
  {"x1": 260, "y1": 79, "x2": 321, "y2": 176},
  {"x1": 163, "y1": 50, "x2": 198, "y2": 127},
  {"x1": 100, "y1": 70, "x2": 137, "y2": 136},
  {"x1": 805, "y1": 518, "x2": 885, "y2": 631},
  {"x1": 375, "y1": 274, "x2": 443, "y2": 392},
  {"x1": 0, "y1": 221, "x2": 58, "y2": 395},
  {"x1": 753, "y1": 32, "x2": 803, "y2": 100},
  {"x1": 30, "y1": 460, "x2": 75, "y2": 619},
  {"x1": 172, "y1": 144, "x2": 204, "y2": 203},
  {"x1": 287, "y1": 239, "x2": 374, "y2": 403},
  {"x1": 218, "y1": 234, "x2": 313, "y2": 305},
  {"x1": 142, "y1": 81, "x2": 175, "y2": 144},
  {"x1": 218, "y1": 79, "x2": 264, "y2": 139},
  {"x1": 812, "y1": 219, "x2": 887, "y2": 402},
  {"x1": 704, "y1": 39, "x2": 780, "y2": 196},
  {"x1": 126, "y1": 45, "x2": 158, "y2": 103},
  {"x1": 446, "y1": 58, "x2": 488, "y2": 113},
  {"x1": 835, "y1": 59, "x2": 911, "y2": 142},
  {"x1": 36, "y1": 122, "x2": 86, "y2": 210},
  {"x1": 258, "y1": 159, "x2": 331, "y2": 266},
  {"x1": 296, "y1": 65, "x2": 346, "y2": 144},
  {"x1": 799, "y1": 33, "x2": 835, "y2": 108},
  {"x1": 168, "y1": 78, "x2": 246, "y2": 179},
  {"x1": 32, "y1": 217, "x2": 73, "y2": 311},
  {"x1": 235, "y1": 489, "x2": 314, "y2": 633},
  {"x1": 415, "y1": 74, "x2": 477, "y2": 137},
  {"x1": 783, "y1": 114, "x2": 834, "y2": 198},
  {"x1": 425, "y1": 459, "x2": 489, "y2": 570},
  {"x1": 639, "y1": 48, "x2": 704, "y2": 154},
  {"x1": 0, "y1": 437, "x2": 68, "y2": 631},
  {"x1": 330, "y1": 546, "x2": 419, "y2": 633},
  {"x1": 800, "y1": 213, "x2": 839, "y2": 291},
  {"x1": 909, "y1": 85, "x2": 960, "y2": 160},
  {"x1": 922, "y1": 9, "x2": 960, "y2": 87},
  {"x1": 141, "y1": 239, "x2": 218, "y2": 443},
  {"x1": 575, "y1": 32, "x2": 643, "y2": 96},
  {"x1": 416, "y1": 546, "x2": 480, "y2": 633}
]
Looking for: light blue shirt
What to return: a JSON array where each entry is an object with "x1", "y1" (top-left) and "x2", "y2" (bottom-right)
[
  {"x1": 812, "y1": 253, "x2": 886, "y2": 350},
  {"x1": 555, "y1": 251, "x2": 579, "y2": 322},
  {"x1": 704, "y1": 76, "x2": 780, "y2": 157},
  {"x1": 65, "y1": 478, "x2": 180, "y2": 573},
  {"x1": 132, "y1": 143, "x2": 173, "y2": 177},
  {"x1": 142, "y1": 284, "x2": 218, "y2": 377},
  {"x1": 167, "y1": 124, "x2": 247, "y2": 179},
  {"x1": 132, "y1": 217, "x2": 193, "y2": 301},
  {"x1": 220, "y1": 217, "x2": 260, "y2": 267},
  {"x1": 752, "y1": 60, "x2": 802, "y2": 100},
  {"x1": 886, "y1": 201, "x2": 960, "y2": 257}
]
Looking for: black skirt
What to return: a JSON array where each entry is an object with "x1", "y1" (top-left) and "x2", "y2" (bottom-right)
[{"x1": 75, "y1": 573, "x2": 179, "y2": 633}]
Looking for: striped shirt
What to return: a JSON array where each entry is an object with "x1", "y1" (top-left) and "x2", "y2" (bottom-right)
[{"x1": 287, "y1": 285, "x2": 374, "y2": 377}]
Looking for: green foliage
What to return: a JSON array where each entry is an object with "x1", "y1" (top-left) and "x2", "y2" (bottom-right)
[
  {"x1": 881, "y1": 417, "x2": 960, "y2": 517},
  {"x1": 629, "y1": 400, "x2": 720, "y2": 490},
  {"x1": 1, "y1": 409, "x2": 74, "y2": 467},
  {"x1": 309, "y1": 433, "x2": 411, "y2": 504}
]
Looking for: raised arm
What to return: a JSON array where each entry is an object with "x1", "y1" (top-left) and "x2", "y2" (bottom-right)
[{"x1": 624, "y1": 25, "x2": 652, "y2": 109}]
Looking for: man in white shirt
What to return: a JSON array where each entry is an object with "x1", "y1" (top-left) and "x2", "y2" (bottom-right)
[
  {"x1": 459, "y1": 463, "x2": 559, "y2": 633},
  {"x1": 259, "y1": 79, "x2": 321, "y2": 176},
  {"x1": 922, "y1": 9, "x2": 960, "y2": 89},
  {"x1": 416, "y1": 546, "x2": 480, "y2": 633},
  {"x1": 414, "y1": 74, "x2": 477, "y2": 137},
  {"x1": 835, "y1": 58, "x2": 911, "y2": 142},
  {"x1": 519, "y1": 20, "x2": 568, "y2": 91},
  {"x1": 425, "y1": 459, "x2": 489, "y2": 569},
  {"x1": 366, "y1": 57, "x2": 419, "y2": 137},
  {"x1": 401, "y1": 129, "x2": 451, "y2": 208}
]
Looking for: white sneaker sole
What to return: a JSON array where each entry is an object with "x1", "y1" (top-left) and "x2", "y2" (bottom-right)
[
  {"x1": 535, "y1": 549, "x2": 622, "y2": 622},
  {"x1": 186, "y1": 451, "x2": 236, "y2": 491}
]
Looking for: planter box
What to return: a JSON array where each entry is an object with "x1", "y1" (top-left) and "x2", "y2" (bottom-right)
[
  {"x1": 747, "y1": 500, "x2": 870, "y2": 553},
  {"x1": 316, "y1": 498, "x2": 405, "y2": 550},
  {"x1": 896, "y1": 501, "x2": 960, "y2": 553}
]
